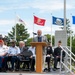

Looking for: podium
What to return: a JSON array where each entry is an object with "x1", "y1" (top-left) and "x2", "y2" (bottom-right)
[{"x1": 30, "y1": 42, "x2": 47, "y2": 73}]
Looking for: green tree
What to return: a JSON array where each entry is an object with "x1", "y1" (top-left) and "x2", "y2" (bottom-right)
[
  {"x1": 60, "y1": 19, "x2": 72, "y2": 35},
  {"x1": 26, "y1": 38, "x2": 33, "y2": 46},
  {"x1": 8, "y1": 23, "x2": 30, "y2": 45},
  {"x1": 44, "y1": 34, "x2": 51, "y2": 41},
  {"x1": 59, "y1": 19, "x2": 73, "y2": 46},
  {"x1": 45, "y1": 34, "x2": 55, "y2": 46},
  {"x1": 72, "y1": 35, "x2": 75, "y2": 55}
]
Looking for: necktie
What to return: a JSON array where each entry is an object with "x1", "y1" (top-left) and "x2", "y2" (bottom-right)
[{"x1": 38, "y1": 37, "x2": 42, "y2": 42}]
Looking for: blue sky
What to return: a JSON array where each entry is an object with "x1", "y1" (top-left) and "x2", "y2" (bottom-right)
[{"x1": 0, "y1": 0, "x2": 75, "y2": 38}]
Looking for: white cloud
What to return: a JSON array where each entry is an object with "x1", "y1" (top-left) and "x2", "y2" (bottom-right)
[
  {"x1": 0, "y1": 19, "x2": 14, "y2": 25},
  {"x1": 0, "y1": 5, "x2": 28, "y2": 12},
  {"x1": 0, "y1": 0, "x2": 75, "y2": 37},
  {"x1": 0, "y1": 19, "x2": 14, "y2": 36},
  {"x1": 0, "y1": 0, "x2": 75, "y2": 13},
  {"x1": 27, "y1": 0, "x2": 75, "y2": 13}
]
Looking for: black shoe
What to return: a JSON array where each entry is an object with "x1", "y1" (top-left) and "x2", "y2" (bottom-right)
[
  {"x1": 31, "y1": 68, "x2": 35, "y2": 72},
  {"x1": 43, "y1": 68, "x2": 48, "y2": 72},
  {"x1": 48, "y1": 69, "x2": 50, "y2": 72},
  {"x1": 0, "y1": 68, "x2": 2, "y2": 72},
  {"x1": 15, "y1": 69, "x2": 19, "y2": 71},
  {"x1": 10, "y1": 69, "x2": 14, "y2": 72},
  {"x1": 2, "y1": 68, "x2": 7, "y2": 72},
  {"x1": 53, "y1": 68, "x2": 56, "y2": 71},
  {"x1": 61, "y1": 68, "x2": 65, "y2": 71},
  {"x1": 48, "y1": 68, "x2": 51, "y2": 72}
]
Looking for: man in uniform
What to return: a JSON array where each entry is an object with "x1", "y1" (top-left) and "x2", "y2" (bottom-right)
[{"x1": 53, "y1": 40, "x2": 65, "y2": 71}]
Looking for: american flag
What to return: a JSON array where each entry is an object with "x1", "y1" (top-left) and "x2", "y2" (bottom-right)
[{"x1": 17, "y1": 15, "x2": 26, "y2": 25}]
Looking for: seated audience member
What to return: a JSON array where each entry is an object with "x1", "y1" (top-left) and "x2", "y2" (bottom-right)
[
  {"x1": 4, "y1": 40, "x2": 20, "y2": 71},
  {"x1": 45, "y1": 42, "x2": 53, "y2": 72},
  {"x1": 53, "y1": 40, "x2": 65, "y2": 71},
  {"x1": 19, "y1": 41, "x2": 25, "y2": 52},
  {"x1": 16, "y1": 44, "x2": 35, "y2": 71},
  {"x1": 28, "y1": 46, "x2": 35, "y2": 71},
  {"x1": 0, "y1": 40, "x2": 8, "y2": 72},
  {"x1": 28, "y1": 46, "x2": 35, "y2": 57}
]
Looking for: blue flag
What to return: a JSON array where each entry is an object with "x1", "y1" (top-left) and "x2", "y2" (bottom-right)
[
  {"x1": 52, "y1": 16, "x2": 64, "y2": 26},
  {"x1": 72, "y1": 16, "x2": 75, "y2": 24}
]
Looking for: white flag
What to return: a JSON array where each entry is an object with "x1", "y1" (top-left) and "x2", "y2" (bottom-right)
[{"x1": 17, "y1": 15, "x2": 26, "y2": 25}]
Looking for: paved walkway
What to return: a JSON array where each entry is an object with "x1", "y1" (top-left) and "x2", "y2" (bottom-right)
[
  {"x1": 0, "y1": 70, "x2": 71, "y2": 75},
  {"x1": 0, "y1": 73, "x2": 59, "y2": 75},
  {"x1": 0, "y1": 73, "x2": 71, "y2": 75}
]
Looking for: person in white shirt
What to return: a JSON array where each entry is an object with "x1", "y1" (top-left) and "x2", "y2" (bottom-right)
[
  {"x1": 28, "y1": 46, "x2": 35, "y2": 57},
  {"x1": 0, "y1": 40, "x2": 8, "y2": 71},
  {"x1": 4, "y1": 40, "x2": 20, "y2": 71},
  {"x1": 28, "y1": 46, "x2": 35, "y2": 71}
]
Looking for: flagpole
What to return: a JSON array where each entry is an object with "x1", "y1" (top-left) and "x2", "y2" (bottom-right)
[
  {"x1": 15, "y1": 12, "x2": 16, "y2": 41},
  {"x1": 64, "y1": 0, "x2": 68, "y2": 74},
  {"x1": 70, "y1": 13, "x2": 72, "y2": 71},
  {"x1": 51, "y1": 13, "x2": 52, "y2": 46},
  {"x1": 64, "y1": 0, "x2": 66, "y2": 30},
  {"x1": 33, "y1": 13, "x2": 35, "y2": 41},
  {"x1": 70, "y1": 27, "x2": 72, "y2": 71}
]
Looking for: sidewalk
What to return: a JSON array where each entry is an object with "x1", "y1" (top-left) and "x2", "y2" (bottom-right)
[{"x1": 0, "y1": 73, "x2": 60, "y2": 75}]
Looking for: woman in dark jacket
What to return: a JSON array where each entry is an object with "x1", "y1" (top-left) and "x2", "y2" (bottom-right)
[{"x1": 45, "y1": 42, "x2": 53, "y2": 72}]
